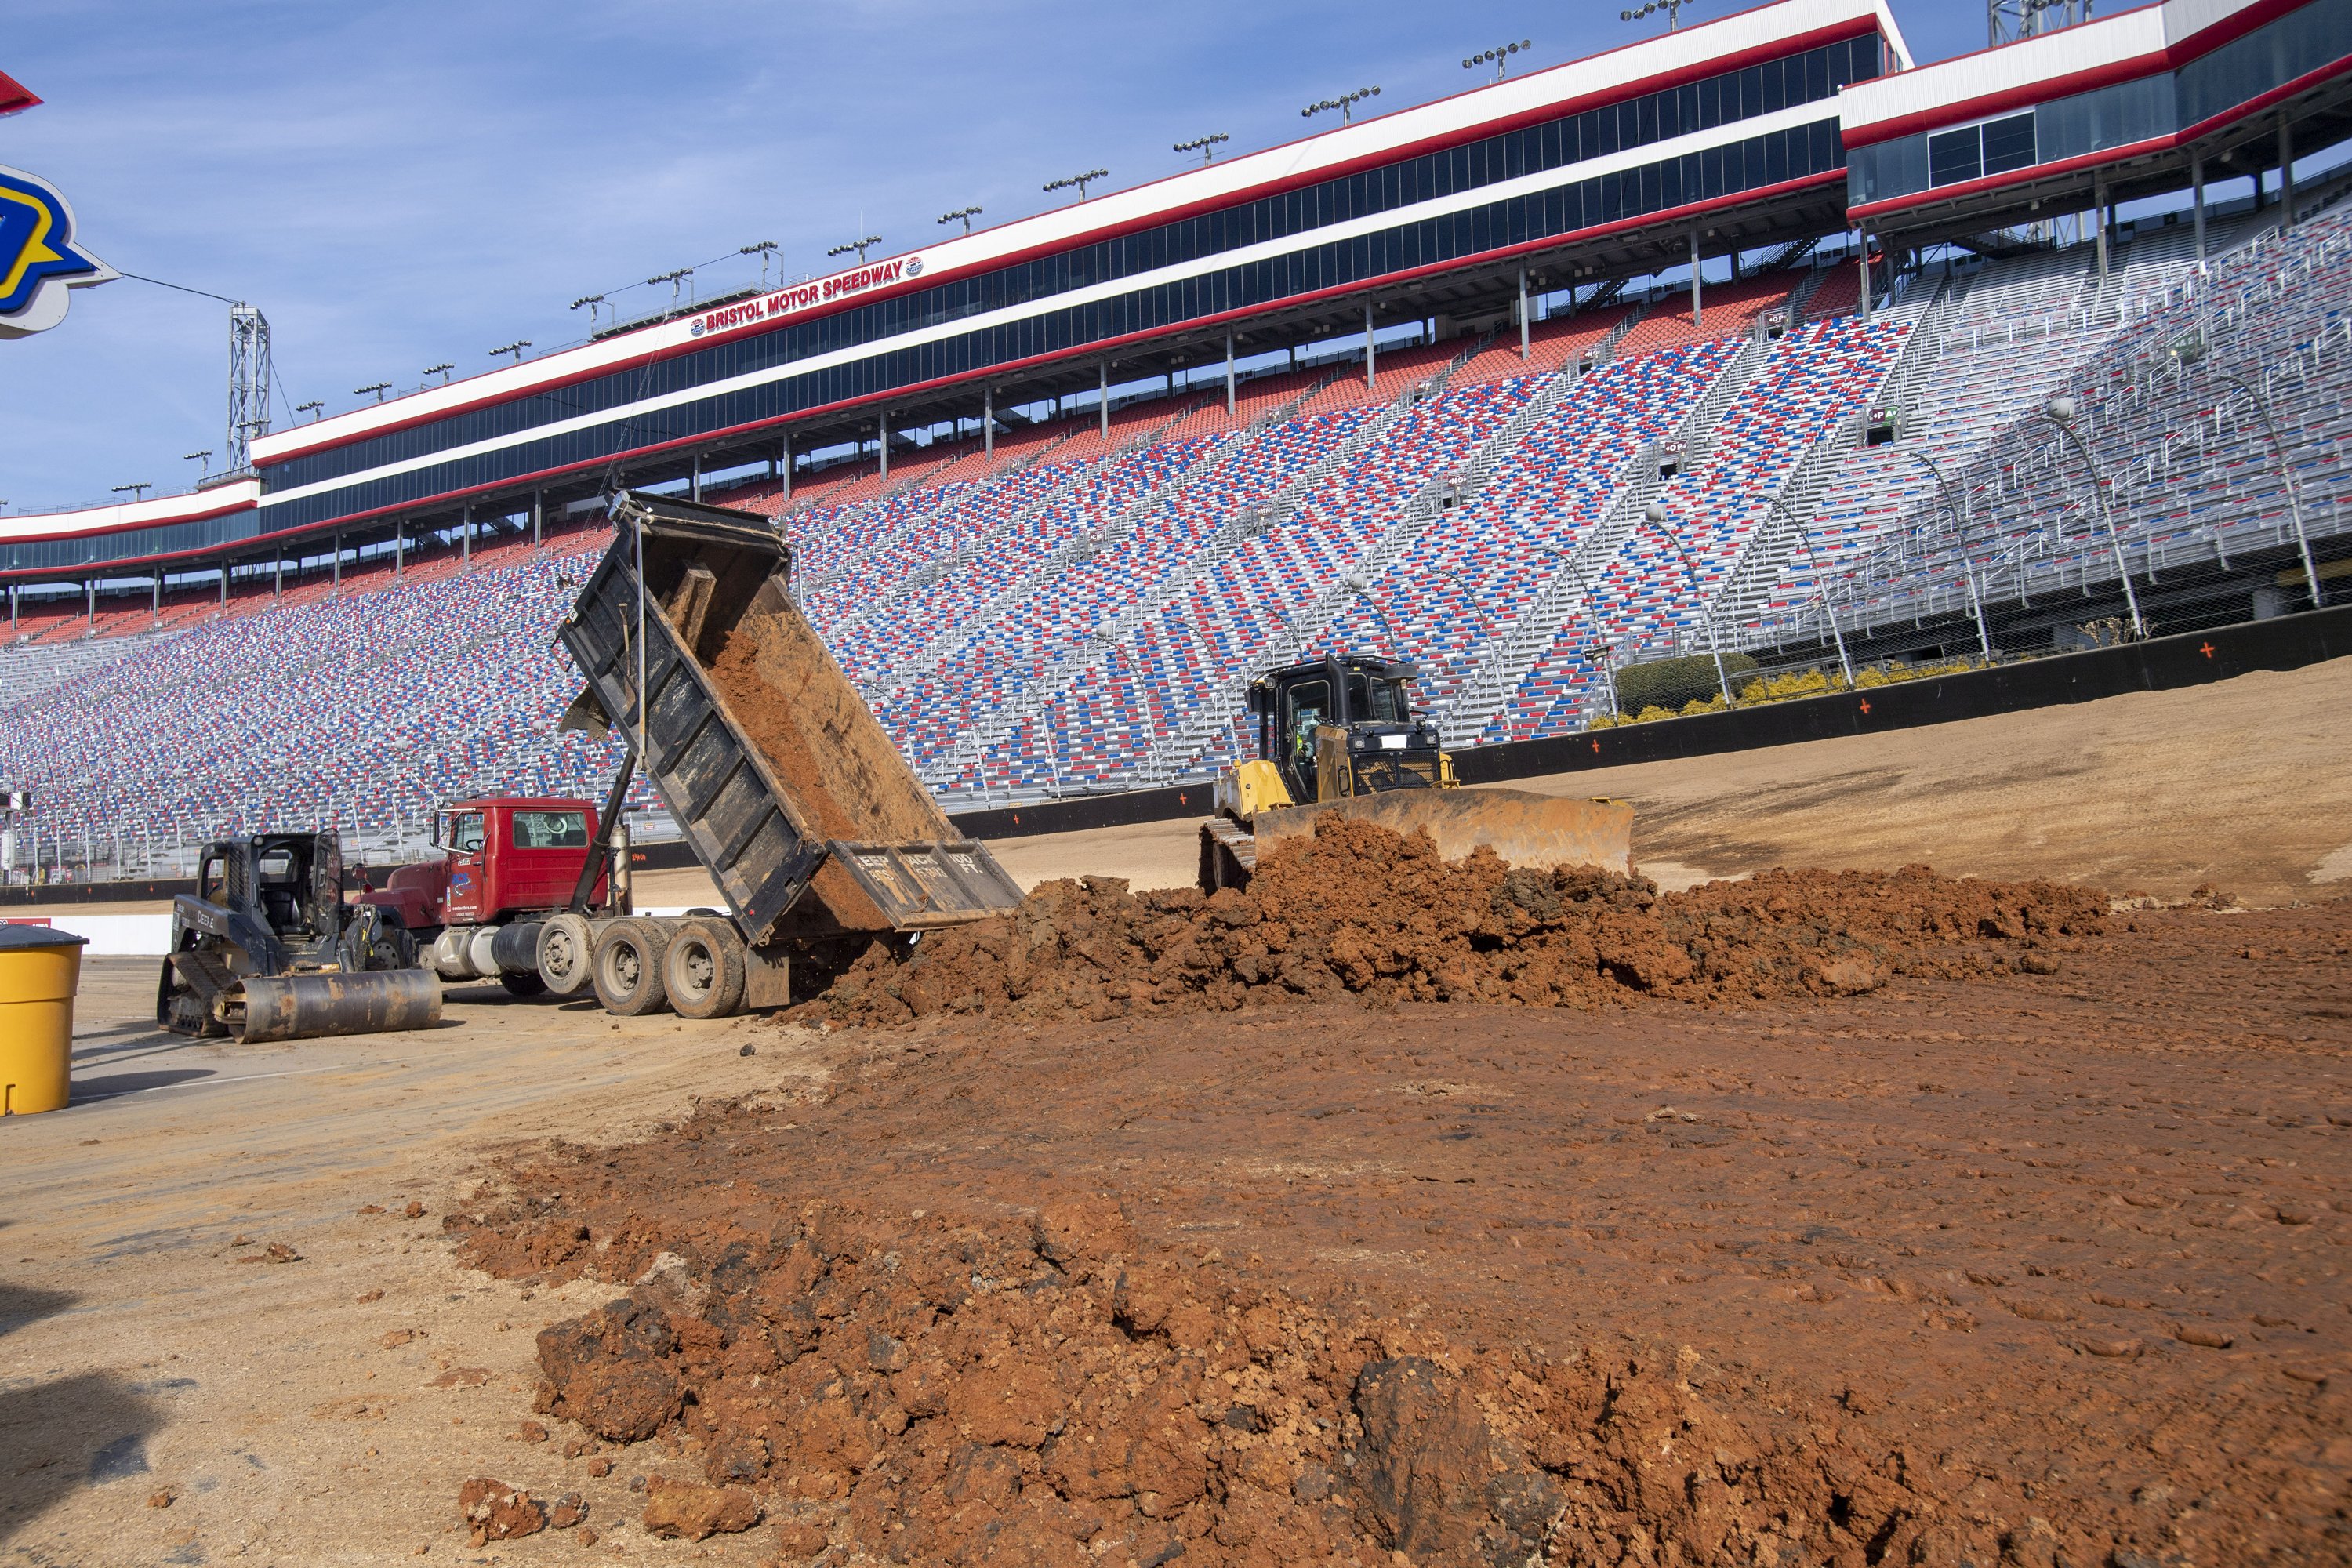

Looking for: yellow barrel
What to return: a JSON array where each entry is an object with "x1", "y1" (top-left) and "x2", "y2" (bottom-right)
[{"x1": 0, "y1": 924, "x2": 88, "y2": 1116}]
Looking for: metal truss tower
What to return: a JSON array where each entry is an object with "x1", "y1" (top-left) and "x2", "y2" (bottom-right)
[
  {"x1": 227, "y1": 303, "x2": 271, "y2": 473},
  {"x1": 1989, "y1": 0, "x2": 2091, "y2": 47}
]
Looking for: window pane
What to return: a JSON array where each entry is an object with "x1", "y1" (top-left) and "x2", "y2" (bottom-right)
[
  {"x1": 1929, "y1": 125, "x2": 1984, "y2": 186},
  {"x1": 1980, "y1": 112, "x2": 2038, "y2": 174}
]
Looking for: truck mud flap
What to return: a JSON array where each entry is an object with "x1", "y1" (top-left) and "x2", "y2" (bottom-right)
[{"x1": 827, "y1": 840, "x2": 1025, "y2": 931}]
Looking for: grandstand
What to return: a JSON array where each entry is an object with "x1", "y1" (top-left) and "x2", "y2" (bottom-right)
[{"x1": 4, "y1": 0, "x2": 2350, "y2": 876}]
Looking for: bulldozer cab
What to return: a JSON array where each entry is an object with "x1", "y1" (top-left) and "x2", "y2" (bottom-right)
[{"x1": 1248, "y1": 654, "x2": 1445, "y2": 804}]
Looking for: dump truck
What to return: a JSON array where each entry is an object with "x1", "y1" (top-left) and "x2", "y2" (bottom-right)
[
  {"x1": 539, "y1": 490, "x2": 1024, "y2": 1017},
  {"x1": 352, "y1": 793, "x2": 623, "y2": 996},
  {"x1": 158, "y1": 830, "x2": 443, "y2": 1043},
  {"x1": 1199, "y1": 652, "x2": 1635, "y2": 891}
]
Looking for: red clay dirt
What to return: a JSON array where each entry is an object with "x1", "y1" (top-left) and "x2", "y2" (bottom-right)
[
  {"x1": 446, "y1": 826, "x2": 2352, "y2": 1566},
  {"x1": 797, "y1": 815, "x2": 2110, "y2": 1027}
]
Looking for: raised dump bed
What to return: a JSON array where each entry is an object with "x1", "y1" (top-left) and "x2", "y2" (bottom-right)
[{"x1": 550, "y1": 492, "x2": 1022, "y2": 1014}]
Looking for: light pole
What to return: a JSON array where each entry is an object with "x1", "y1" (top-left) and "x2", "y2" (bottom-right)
[
  {"x1": 2043, "y1": 396, "x2": 2145, "y2": 638},
  {"x1": 1462, "y1": 41, "x2": 1532, "y2": 82},
  {"x1": 570, "y1": 294, "x2": 607, "y2": 330},
  {"x1": 1763, "y1": 488, "x2": 1858, "y2": 684},
  {"x1": 648, "y1": 266, "x2": 695, "y2": 308},
  {"x1": 937, "y1": 206, "x2": 983, "y2": 234},
  {"x1": 1641, "y1": 501, "x2": 1733, "y2": 703},
  {"x1": 296, "y1": 400, "x2": 325, "y2": 421},
  {"x1": 423, "y1": 362, "x2": 454, "y2": 385},
  {"x1": 826, "y1": 237, "x2": 881, "y2": 267},
  {"x1": 488, "y1": 340, "x2": 531, "y2": 365},
  {"x1": 354, "y1": 382, "x2": 391, "y2": 404},
  {"x1": 112, "y1": 482, "x2": 153, "y2": 503},
  {"x1": 1255, "y1": 601, "x2": 1301, "y2": 662},
  {"x1": 740, "y1": 240, "x2": 779, "y2": 286},
  {"x1": 183, "y1": 449, "x2": 213, "y2": 477},
  {"x1": 1173, "y1": 134, "x2": 1229, "y2": 165},
  {"x1": 1043, "y1": 169, "x2": 1109, "y2": 203},
  {"x1": 1899, "y1": 448, "x2": 1994, "y2": 661},
  {"x1": 1340, "y1": 571, "x2": 1406, "y2": 658},
  {"x1": 1302, "y1": 88, "x2": 1380, "y2": 125},
  {"x1": 1423, "y1": 563, "x2": 1501, "y2": 707},
  {"x1": 2168, "y1": 334, "x2": 2324, "y2": 608}
]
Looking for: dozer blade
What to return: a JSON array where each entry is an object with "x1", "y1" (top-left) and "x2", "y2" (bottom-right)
[
  {"x1": 227, "y1": 969, "x2": 444, "y2": 1044},
  {"x1": 1254, "y1": 787, "x2": 1634, "y2": 877}
]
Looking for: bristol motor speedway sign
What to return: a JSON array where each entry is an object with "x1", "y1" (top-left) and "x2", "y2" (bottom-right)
[
  {"x1": 688, "y1": 253, "x2": 922, "y2": 338},
  {"x1": 0, "y1": 162, "x2": 114, "y2": 339}
]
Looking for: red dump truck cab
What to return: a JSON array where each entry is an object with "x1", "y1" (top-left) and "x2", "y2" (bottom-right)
[{"x1": 361, "y1": 797, "x2": 604, "y2": 936}]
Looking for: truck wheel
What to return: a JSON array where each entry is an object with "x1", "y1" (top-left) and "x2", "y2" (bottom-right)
[
  {"x1": 537, "y1": 913, "x2": 597, "y2": 997},
  {"x1": 662, "y1": 917, "x2": 746, "y2": 1019},
  {"x1": 591, "y1": 918, "x2": 672, "y2": 1016},
  {"x1": 499, "y1": 970, "x2": 548, "y2": 999}
]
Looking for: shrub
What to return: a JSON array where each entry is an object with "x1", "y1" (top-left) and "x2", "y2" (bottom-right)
[{"x1": 1612, "y1": 652, "x2": 1756, "y2": 713}]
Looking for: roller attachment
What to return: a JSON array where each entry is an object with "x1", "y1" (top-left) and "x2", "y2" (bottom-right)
[{"x1": 228, "y1": 969, "x2": 445, "y2": 1044}]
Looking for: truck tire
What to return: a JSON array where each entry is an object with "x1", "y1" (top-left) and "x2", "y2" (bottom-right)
[
  {"x1": 537, "y1": 913, "x2": 597, "y2": 997},
  {"x1": 662, "y1": 917, "x2": 746, "y2": 1019},
  {"x1": 591, "y1": 918, "x2": 672, "y2": 1016}
]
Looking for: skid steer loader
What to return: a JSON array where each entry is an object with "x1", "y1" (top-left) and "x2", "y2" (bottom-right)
[
  {"x1": 157, "y1": 831, "x2": 442, "y2": 1044},
  {"x1": 1199, "y1": 653, "x2": 1634, "y2": 891}
]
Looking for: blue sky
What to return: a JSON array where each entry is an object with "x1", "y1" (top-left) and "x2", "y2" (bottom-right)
[{"x1": 3, "y1": 0, "x2": 1994, "y2": 511}]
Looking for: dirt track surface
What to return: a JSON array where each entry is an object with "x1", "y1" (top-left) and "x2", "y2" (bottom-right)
[
  {"x1": 0, "y1": 962, "x2": 811, "y2": 1567},
  {"x1": 440, "y1": 892, "x2": 2352, "y2": 1566},
  {"x1": 1523, "y1": 655, "x2": 2352, "y2": 909}
]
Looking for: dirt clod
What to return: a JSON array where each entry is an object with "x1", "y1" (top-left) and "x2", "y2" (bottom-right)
[
  {"x1": 641, "y1": 1475, "x2": 761, "y2": 1540},
  {"x1": 535, "y1": 1298, "x2": 684, "y2": 1441},
  {"x1": 456, "y1": 1478, "x2": 546, "y2": 1544}
]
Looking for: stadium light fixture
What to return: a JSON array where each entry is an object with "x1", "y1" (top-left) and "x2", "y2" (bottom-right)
[
  {"x1": 826, "y1": 237, "x2": 883, "y2": 264},
  {"x1": 569, "y1": 292, "x2": 607, "y2": 328},
  {"x1": 488, "y1": 340, "x2": 532, "y2": 365},
  {"x1": 1461, "y1": 41, "x2": 1532, "y2": 82},
  {"x1": 1174, "y1": 133, "x2": 1229, "y2": 165},
  {"x1": 1302, "y1": 88, "x2": 1380, "y2": 124},
  {"x1": 1640, "y1": 500, "x2": 1733, "y2": 703},
  {"x1": 183, "y1": 449, "x2": 214, "y2": 474},
  {"x1": 423, "y1": 361, "x2": 455, "y2": 384},
  {"x1": 2041, "y1": 396, "x2": 2145, "y2": 640},
  {"x1": 1043, "y1": 169, "x2": 1109, "y2": 202},
  {"x1": 648, "y1": 267, "x2": 695, "y2": 310},
  {"x1": 113, "y1": 482, "x2": 154, "y2": 502},
  {"x1": 2165, "y1": 333, "x2": 2323, "y2": 608},
  {"x1": 938, "y1": 206, "x2": 984, "y2": 233},
  {"x1": 741, "y1": 240, "x2": 779, "y2": 286},
  {"x1": 296, "y1": 399, "x2": 325, "y2": 420},
  {"x1": 355, "y1": 382, "x2": 392, "y2": 403},
  {"x1": 1620, "y1": 0, "x2": 1690, "y2": 30}
]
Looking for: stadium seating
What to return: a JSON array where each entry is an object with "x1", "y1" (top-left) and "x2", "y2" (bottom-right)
[{"x1": 7, "y1": 211, "x2": 2347, "y2": 866}]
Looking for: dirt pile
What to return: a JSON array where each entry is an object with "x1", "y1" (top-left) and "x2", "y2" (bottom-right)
[
  {"x1": 797, "y1": 815, "x2": 2107, "y2": 1027},
  {"x1": 475, "y1": 1196, "x2": 1985, "y2": 1567}
]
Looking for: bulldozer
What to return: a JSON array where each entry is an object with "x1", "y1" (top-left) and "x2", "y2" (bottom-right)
[
  {"x1": 157, "y1": 831, "x2": 442, "y2": 1044},
  {"x1": 1198, "y1": 652, "x2": 1635, "y2": 891}
]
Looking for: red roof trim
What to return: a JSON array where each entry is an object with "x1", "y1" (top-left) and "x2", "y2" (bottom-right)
[
  {"x1": 260, "y1": 17, "x2": 1879, "y2": 469},
  {"x1": 237, "y1": 168, "x2": 1844, "y2": 545}
]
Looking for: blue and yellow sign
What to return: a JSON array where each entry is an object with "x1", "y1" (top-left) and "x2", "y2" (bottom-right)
[{"x1": 0, "y1": 162, "x2": 113, "y2": 339}]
